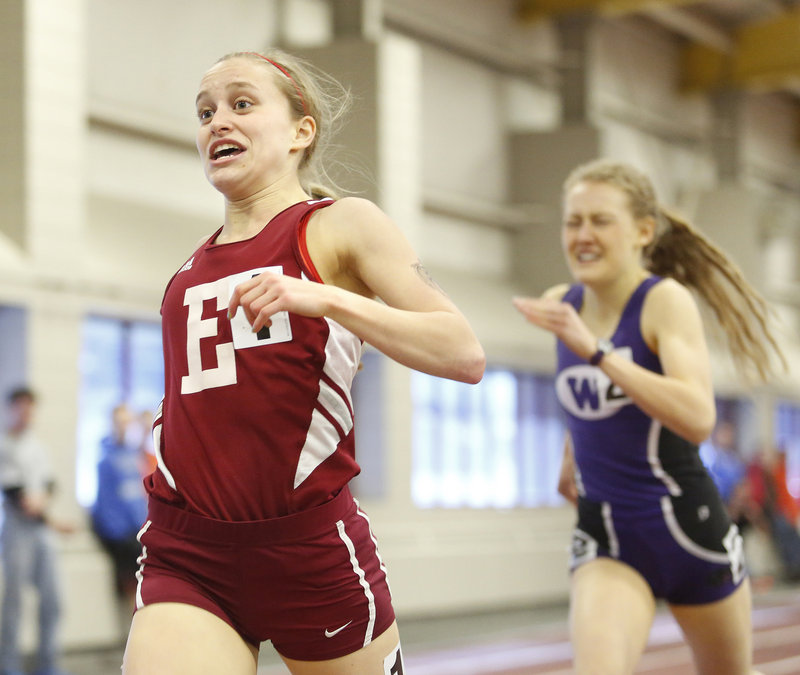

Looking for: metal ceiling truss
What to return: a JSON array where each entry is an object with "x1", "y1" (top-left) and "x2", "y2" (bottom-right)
[
  {"x1": 517, "y1": 1, "x2": 800, "y2": 95},
  {"x1": 516, "y1": 0, "x2": 701, "y2": 22}
]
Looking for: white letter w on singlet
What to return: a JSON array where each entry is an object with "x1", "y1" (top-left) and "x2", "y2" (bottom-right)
[{"x1": 568, "y1": 377, "x2": 600, "y2": 411}]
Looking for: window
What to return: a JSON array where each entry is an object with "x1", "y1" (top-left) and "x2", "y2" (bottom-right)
[
  {"x1": 76, "y1": 316, "x2": 164, "y2": 507},
  {"x1": 350, "y1": 350, "x2": 385, "y2": 499},
  {"x1": 412, "y1": 367, "x2": 565, "y2": 508},
  {"x1": 776, "y1": 400, "x2": 800, "y2": 499},
  {"x1": 699, "y1": 396, "x2": 755, "y2": 467},
  {"x1": 0, "y1": 306, "x2": 27, "y2": 400}
]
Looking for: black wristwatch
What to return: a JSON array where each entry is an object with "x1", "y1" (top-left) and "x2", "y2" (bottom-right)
[{"x1": 589, "y1": 338, "x2": 613, "y2": 366}]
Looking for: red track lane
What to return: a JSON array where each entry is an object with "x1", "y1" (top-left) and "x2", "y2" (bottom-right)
[
  {"x1": 399, "y1": 588, "x2": 800, "y2": 675},
  {"x1": 255, "y1": 588, "x2": 800, "y2": 674}
]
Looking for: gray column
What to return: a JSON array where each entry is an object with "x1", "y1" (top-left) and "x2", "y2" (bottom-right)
[{"x1": 0, "y1": 0, "x2": 26, "y2": 249}]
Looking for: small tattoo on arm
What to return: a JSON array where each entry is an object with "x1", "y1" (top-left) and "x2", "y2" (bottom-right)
[{"x1": 412, "y1": 261, "x2": 447, "y2": 296}]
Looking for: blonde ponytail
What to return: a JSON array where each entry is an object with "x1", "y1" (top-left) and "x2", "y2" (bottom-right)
[{"x1": 646, "y1": 208, "x2": 786, "y2": 382}]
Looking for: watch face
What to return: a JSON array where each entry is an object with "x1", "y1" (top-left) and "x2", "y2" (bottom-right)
[{"x1": 589, "y1": 338, "x2": 614, "y2": 365}]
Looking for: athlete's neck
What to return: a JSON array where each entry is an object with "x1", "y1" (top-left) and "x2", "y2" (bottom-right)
[
  {"x1": 218, "y1": 180, "x2": 310, "y2": 244},
  {"x1": 581, "y1": 268, "x2": 650, "y2": 334}
]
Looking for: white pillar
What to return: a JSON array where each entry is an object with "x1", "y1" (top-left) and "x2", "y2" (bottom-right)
[
  {"x1": 25, "y1": 0, "x2": 88, "y2": 275},
  {"x1": 377, "y1": 33, "x2": 423, "y2": 248}
]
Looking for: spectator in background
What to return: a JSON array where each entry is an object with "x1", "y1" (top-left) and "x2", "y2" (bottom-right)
[
  {"x1": 135, "y1": 409, "x2": 157, "y2": 477},
  {"x1": 703, "y1": 420, "x2": 746, "y2": 509},
  {"x1": 0, "y1": 386, "x2": 74, "y2": 675},
  {"x1": 745, "y1": 442, "x2": 800, "y2": 582},
  {"x1": 90, "y1": 404, "x2": 148, "y2": 633}
]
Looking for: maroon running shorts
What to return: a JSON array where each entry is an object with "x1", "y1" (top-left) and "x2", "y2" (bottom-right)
[{"x1": 134, "y1": 487, "x2": 395, "y2": 661}]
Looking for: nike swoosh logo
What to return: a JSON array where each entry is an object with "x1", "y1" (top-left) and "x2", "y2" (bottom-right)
[{"x1": 324, "y1": 620, "x2": 353, "y2": 638}]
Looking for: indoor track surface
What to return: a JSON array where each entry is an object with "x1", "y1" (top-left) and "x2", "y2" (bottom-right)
[{"x1": 58, "y1": 585, "x2": 800, "y2": 674}]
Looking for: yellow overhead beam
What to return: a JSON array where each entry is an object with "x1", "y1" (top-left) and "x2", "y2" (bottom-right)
[
  {"x1": 682, "y1": 7, "x2": 800, "y2": 92},
  {"x1": 517, "y1": 0, "x2": 699, "y2": 22},
  {"x1": 600, "y1": 0, "x2": 699, "y2": 16},
  {"x1": 517, "y1": 0, "x2": 601, "y2": 22}
]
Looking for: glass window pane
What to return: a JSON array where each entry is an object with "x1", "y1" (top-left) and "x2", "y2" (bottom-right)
[
  {"x1": 412, "y1": 367, "x2": 565, "y2": 509},
  {"x1": 351, "y1": 350, "x2": 385, "y2": 499},
  {"x1": 77, "y1": 318, "x2": 125, "y2": 506},
  {"x1": 776, "y1": 400, "x2": 800, "y2": 499},
  {"x1": 76, "y1": 317, "x2": 163, "y2": 507}
]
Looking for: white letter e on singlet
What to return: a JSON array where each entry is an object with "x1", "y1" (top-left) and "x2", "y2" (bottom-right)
[{"x1": 181, "y1": 280, "x2": 236, "y2": 394}]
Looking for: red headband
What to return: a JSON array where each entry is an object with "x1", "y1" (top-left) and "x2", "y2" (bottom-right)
[{"x1": 246, "y1": 52, "x2": 308, "y2": 116}]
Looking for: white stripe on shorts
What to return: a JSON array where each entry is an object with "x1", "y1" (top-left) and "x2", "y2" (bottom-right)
[
  {"x1": 601, "y1": 501, "x2": 620, "y2": 558},
  {"x1": 353, "y1": 498, "x2": 390, "y2": 593},
  {"x1": 134, "y1": 520, "x2": 152, "y2": 610},
  {"x1": 336, "y1": 519, "x2": 377, "y2": 647},
  {"x1": 661, "y1": 495, "x2": 735, "y2": 565},
  {"x1": 647, "y1": 419, "x2": 682, "y2": 496}
]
